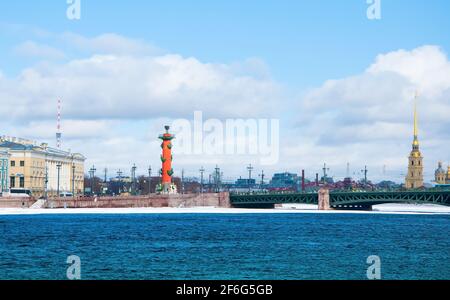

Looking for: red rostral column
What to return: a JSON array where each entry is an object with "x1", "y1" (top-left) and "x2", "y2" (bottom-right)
[{"x1": 159, "y1": 125, "x2": 175, "y2": 193}]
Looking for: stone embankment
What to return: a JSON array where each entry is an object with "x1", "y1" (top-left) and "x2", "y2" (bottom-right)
[
  {"x1": 41, "y1": 192, "x2": 231, "y2": 209},
  {"x1": 0, "y1": 197, "x2": 35, "y2": 208}
]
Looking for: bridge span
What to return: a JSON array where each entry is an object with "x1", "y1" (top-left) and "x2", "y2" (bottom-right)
[{"x1": 230, "y1": 190, "x2": 450, "y2": 210}]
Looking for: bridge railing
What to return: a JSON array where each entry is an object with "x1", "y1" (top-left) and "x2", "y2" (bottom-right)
[{"x1": 230, "y1": 189, "x2": 450, "y2": 206}]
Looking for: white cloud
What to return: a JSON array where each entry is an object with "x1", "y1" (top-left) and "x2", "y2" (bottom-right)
[
  {"x1": 14, "y1": 41, "x2": 66, "y2": 60},
  {"x1": 0, "y1": 35, "x2": 282, "y2": 178},
  {"x1": 292, "y1": 45, "x2": 450, "y2": 182},
  {"x1": 0, "y1": 53, "x2": 281, "y2": 121},
  {"x1": 1, "y1": 35, "x2": 449, "y2": 184},
  {"x1": 367, "y1": 45, "x2": 450, "y2": 97},
  {"x1": 61, "y1": 32, "x2": 162, "y2": 56},
  {"x1": 9, "y1": 120, "x2": 117, "y2": 140}
]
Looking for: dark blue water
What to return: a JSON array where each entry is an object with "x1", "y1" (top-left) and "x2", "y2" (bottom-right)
[{"x1": 0, "y1": 213, "x2": 449, "y2": 280}]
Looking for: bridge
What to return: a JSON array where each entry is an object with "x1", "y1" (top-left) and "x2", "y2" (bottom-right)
[{"x1": 230, "y1": 190, "x2": 450, "y2": 210}]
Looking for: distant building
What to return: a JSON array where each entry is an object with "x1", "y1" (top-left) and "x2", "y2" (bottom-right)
[
  {"x1": 0, "y1": 136, "x2": 85, "y2": 197},
  {"x1": 448, "y1": 166, "x2": 450, "y2": 183},
  {"x1": 269, "y1": 172, "x2": 299, "y2": 191},
  {"x1": 435, "y1": 162, "x2": 449, "y2": 185},
  {"x1": 0, "y1": 148, "x2": 10, "y2": 195},
  {"x1": 320, "y1": 176, "x2": 334, "y2": 185},
  {"x1": 235, "y1": 177, "x2": 256, "y2": 187},
  {"x1": 405, "y1": 98, "x2": 424, "y2": 189},
  {"x1": 377, "y1": 181, "x2": 400, "y2": 190}
]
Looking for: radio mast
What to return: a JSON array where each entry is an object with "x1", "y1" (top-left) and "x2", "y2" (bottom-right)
[{"x1": 56, "y1": 99, "x2": 62, "y2": 149}]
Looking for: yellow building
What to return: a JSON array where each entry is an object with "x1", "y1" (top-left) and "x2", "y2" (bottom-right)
[
  {"x1": 405, "y1": 97, "x2": 424, "y2": 189},
  {"x1": 448, "y1": 166, "x2": 450, "y2": 182},
  {"x1": 0, "y1": 136, "x2": 85, "y2": 198}
]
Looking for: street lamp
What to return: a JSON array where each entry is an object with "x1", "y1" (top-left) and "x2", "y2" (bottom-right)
[
  {"x1": 56, "y1": 162, "x2": 62, "y2": 198},
  {"x1": 199, "y1": 167, "x2": 205, "y2": 194},
  {"x1": 44, "y1": 165, "x2": 48, "y2": 199},
  {"x1": 117, "y1": 169, "x2": 123, "y2": 195},
  {"x1": 131, "y1": 164, "x2": 137, "y2": 195},
  {"x1": 247, "y1": 164, "x2": 253, "y2": 193},
  {"x1": 89, "y1": 165, "x2": 96, "y2": 196},
  {"x1": 148, "y1": 166, "x2": 152, "y2": 195},
  {"x1": 72, "y1": 163, "x2": 76, "y2": 197}
]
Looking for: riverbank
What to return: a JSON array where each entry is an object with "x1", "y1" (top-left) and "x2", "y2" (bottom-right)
[{"x1": 0, "y1": 204, "x2": 449, "y2": 216}]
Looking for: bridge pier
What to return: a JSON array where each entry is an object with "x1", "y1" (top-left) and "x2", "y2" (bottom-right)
[{"x1": 318, "y1": 188, "x2": 332, "y2": 210}]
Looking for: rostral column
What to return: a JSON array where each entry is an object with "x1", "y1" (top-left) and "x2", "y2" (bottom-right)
[{"x1": 158, "y1": 125, "x2": 177, "y2": 194}]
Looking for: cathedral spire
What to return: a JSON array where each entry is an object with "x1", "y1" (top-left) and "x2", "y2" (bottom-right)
[
  {"x1": 414, "y1": 92, "x2": 418, "y2": 137},
  {"x1": 412, "y1": 91, "x2": 419, "y2": 149},
  {"x1": 406, "y1": 90, "x2": 424, "y2": 189}
]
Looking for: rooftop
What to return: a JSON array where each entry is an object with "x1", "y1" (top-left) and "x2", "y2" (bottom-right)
[{"x1": 0, "y1": 136, "x2": 85, "y2": 160}]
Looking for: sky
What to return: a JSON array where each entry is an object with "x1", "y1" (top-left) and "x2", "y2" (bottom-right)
[{"x1": 0, "y1": 0, "x2": 449, "y2": 183}]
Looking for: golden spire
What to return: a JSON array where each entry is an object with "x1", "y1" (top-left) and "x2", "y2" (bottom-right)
[
  {"x1": 414, "y1": 91, "x2": 418, "y2": 137},
  {"x1": 412, "y1": 91, "x2": 419, "y2": 149}
]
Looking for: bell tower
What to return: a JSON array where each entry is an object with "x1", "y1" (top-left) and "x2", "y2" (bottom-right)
[{"x1": 405, "y1": 93, "x2": 424, "y2": 189}]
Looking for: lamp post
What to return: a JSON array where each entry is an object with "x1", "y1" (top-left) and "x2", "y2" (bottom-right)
[
  {"x1": 89, "y1": 165, "x2": 96, "y2": 196},
  {"x1": 181, "y1": 169, "x2": 185, "y2": 194},
  {"x1": 56, "y1": 163, "x2": 62, "y2": 198},
  {"x1": 247, "y1": 164, "x2": 253, "y2": 193},
  {"x1": 199, "y1": 167, "x2": 205, "y2": 194},
  {"x1": 72, "y1": 164, "x2": 76, "y2": 197},
  {"x1": 259, "y1": 170, "x2": 265, "y2": 192},
  {"x1": 117, "y1": 169, "x2": 123, "y2": 195},
  {"x1": 131, "y1": 164, "x2": 137, "y2": 195},
  {"x1": 44, "y1": 165, "x2": 48, "y2": 199},
  {"x1": 148, "y1": 166, "x2": 152, "y2": 194},
  {"x1": 214, "y1": 165, "x2": 220, "y2": 193}
]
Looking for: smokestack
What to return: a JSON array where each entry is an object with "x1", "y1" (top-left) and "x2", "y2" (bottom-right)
[
  {"x1": 315, "y1": 173, "x2": 319, "y2": 186},
  {"x1": 302, "y1": 169, "x2": 305, "y2": 192}
]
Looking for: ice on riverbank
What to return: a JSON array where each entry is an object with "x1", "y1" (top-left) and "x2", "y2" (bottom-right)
[{"x1": 0, "y1": 204, "x2": 449, "y2": 216}]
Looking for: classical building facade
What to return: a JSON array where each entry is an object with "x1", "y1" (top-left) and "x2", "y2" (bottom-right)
[
  {"x1": 0, "y1": 136, "x2": 85, "y2": 198},
  {"x1": 435, "y1": 162, "x2": 450, "y2": 185},
  {"x1": 0, "y1": 148, "x2": 10, "y2": 195},
  {"x1": 405, "y1": 100, "x2": 424, "y2": 189}
]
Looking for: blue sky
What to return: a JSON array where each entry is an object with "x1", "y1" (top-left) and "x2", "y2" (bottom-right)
[
  {"x1": 1, "y1": 1, "x2": 449, "y2": 183},
  {"x1": 1, "y1": 0, "x2": 449, "y2": 86}
]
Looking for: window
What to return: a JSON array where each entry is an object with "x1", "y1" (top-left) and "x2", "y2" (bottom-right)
[
  {"x1": 11, "y1": 161, "x2": 15, "y2": 167},
  {"x1": 19, "y1": 177, "x2": 25, "y2": 188},
  {"x1": 10, "y1": 177, "x2": 15, "y2": 188},
  {"x1": 20, "y1": 161, "x2": 25, "y2": 167}
]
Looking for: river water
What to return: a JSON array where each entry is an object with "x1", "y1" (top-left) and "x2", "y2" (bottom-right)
[{"x1": 0, "y1": 213, "x2": 449, "y2": 279}]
